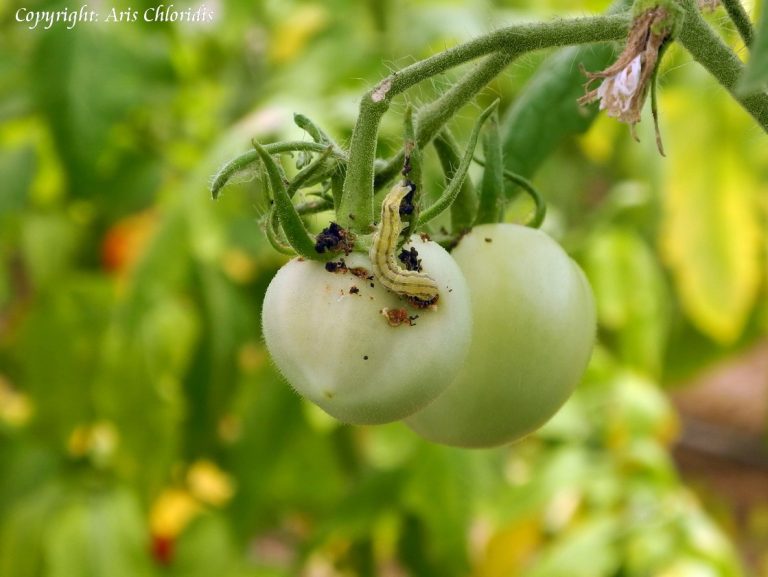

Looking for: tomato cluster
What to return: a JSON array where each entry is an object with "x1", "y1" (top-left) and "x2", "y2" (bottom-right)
[{"x1": 262, "y1": 223, "x2": 596, "y2": 447}]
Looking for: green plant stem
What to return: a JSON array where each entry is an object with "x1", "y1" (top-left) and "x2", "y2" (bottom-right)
[
  {"x1": 721, "y1": 0, "x2": 753, "y2": 47},
  {"x1": 266, "y1": 207, "x2": 296, "y2": 255},
  {"x1": 296, "y1": 197, "x2": 334, "y2": 215},
  {"x1": 286, "y1": 147, "x2": 334, "y2": 198},
  {"x1": 502, "y1": 171, "x2": 547, "y2": 229},
  {"x1": 417, "y1": 101, "x2": 497, "y2": 226},
  {"x1": 676, "y1": 0, "x2": 768, "y2": 130},
  {"x1": 374, "y1": 54, "x2": 516, "y2": 194},
  {"x1": 401, "y1": 106, "x2": 423, "y2": 237},
  {"x1": 434, "y1": 130, "x2": 477, "y2": 230},
  {"x1": 472, "y1": 156, "x2": 547, "y2": 228},
  {"x1": 475, "y1": 111, "x2": 503, "y2": 225},
  {"x1": 211, "y1": 141, "x2": 347, "y2": 200},
  {"x1": 252, "y1": 141, "x2": 321, "y2": 260},
  {"x1": 338, "y1": 13, "x2": 631, "y2": 232}
]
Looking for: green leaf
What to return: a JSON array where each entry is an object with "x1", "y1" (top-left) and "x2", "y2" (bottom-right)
[
  {"x1": 737, "y1": 3, "x2": 768, "y2": 95},
  {"x1": 31, "y1": 23, "x2": 172, "y2": 202},
  {"x1": 659, "y1": 87, "x2": 762, "y2": 345},
  {"x1": 17, "y1": 276, "x2": 113, "y2": 442},
  {"x1": 95, "y1": 293, "x2": 197, "y2": 495},
  {"x1": 500, "y1": 44, "x2": 619, "y2": 183},
  {"x1": 171, "y1": 513, "x2": 240, "y2": 577},
  {"x1": 400, "y1": 446, "x2": 473, "y2": 577},
  {"x1": 0, "y1": 145, "x2": 34, "y2": 216},
  {"x1": 583, "y1": 227, "x2": 669, "y2": 377},
  {"x1": 44, "y1": 487, "x2": 154, "y2": 577},
  {"x1": 0, "y1": 483, "x2": 64, "y2": 577},
  {"x1": 20, "y1": 212, "x2": 82, "y2": 290},
  {"x1": 525, "y1": 516, "x2": 621, "y2": 577}
]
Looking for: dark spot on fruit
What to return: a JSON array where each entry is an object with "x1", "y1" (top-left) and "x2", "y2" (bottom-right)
[
  {"x1": 370, "y1": 282, "x2": 375, "y2": 288},
  {"x1": 350, "y1": 267, "x2": 371, "y2": 279},
  {"x1": 419, "y1": 232, "x2": 431, "y2": 242},
  {"x1": 315, "y1": 222, "x2": 353, "y2": 255},
  {"x1": 398, "y1": 247, "x2": 422, "y2": 272},
  {"x1": 350, "y1": 286, "x2": 360, "y2": 294},
  {"x1": 484, "y1": 237, "x2": 492, "y2": 243},
  {"x1": 406, "y1": 294, "x2": 439, "y2": 309},
  {"x1": 363, "y1": 355, "x2": 369, "y2": 360},
  {"x1": 325, "y1": 259, "x2": 348, "y2": 274},
  {"x1": 381, "y1": 307, "x2": 412, "y2": 327}
]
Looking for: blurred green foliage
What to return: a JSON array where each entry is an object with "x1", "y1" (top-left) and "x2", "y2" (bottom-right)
[{"x1": 1, "y1": 0, "x2": 766, "y2": 575}]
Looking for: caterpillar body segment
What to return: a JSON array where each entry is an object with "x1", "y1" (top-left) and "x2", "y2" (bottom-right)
[{"x1": 370, "y1": 182, "x2": 440, "y2": 306}]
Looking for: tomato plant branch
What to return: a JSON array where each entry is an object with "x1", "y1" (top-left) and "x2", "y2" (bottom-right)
[
  {"x1": 253, "y1": 141, "x2": 322, "y2": 260},
  {"x1": 472, "y1": 156, "x2": 547, "y2": 228},
  {"x1": 418, "y1": 101, "x2": 497, "y2": 226},
  {"x1": 475, "y1": 110, "x2": 504, "y2": 225},
  {"x1": 375, "y1": 52, "x2": 518, "y2": 199},
  {"x1": 433, "y1": 130, "x2": 477, "y2": 231},
  {"x1": 338, "y1": 13, "x2": 632, "y2": 233},
  {"x1": 211, "y1": 141, "x2": 347, "y2": 200},
  {"x1": 675, "y1": 0, "x2": 768, "y2": 130},
  {"x1": 720, "y1": 0, "x2": 753, "y2": 47}
]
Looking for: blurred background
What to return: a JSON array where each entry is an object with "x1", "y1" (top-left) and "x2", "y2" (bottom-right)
[{"x1": 1, "y1": 0, "x2": 767, "y2": 575}]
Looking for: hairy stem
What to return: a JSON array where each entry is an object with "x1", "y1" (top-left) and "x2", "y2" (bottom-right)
[
  {"x1": 338, "y1": 13, "x2": 632, "y2": 232},
  {"x1": 375, "y1": 52, "x2": 517, "y2": 193},
  {"x1": 211, "y1": 141, "x2": 346, "y2": 200},
  {"x1": 676, "y1": 0, "x2": 768, "y2": 130},
  {"x1": 720, "y1": 0, "x2": 753, "y2": 47}
]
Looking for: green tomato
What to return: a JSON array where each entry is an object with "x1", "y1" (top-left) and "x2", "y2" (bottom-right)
[
  {"x1": 406, "y1": 224, "x2": 596, "y2": 447},
  {"x1": 262, "y1": 237, "x2": 472, "y2": 425}
]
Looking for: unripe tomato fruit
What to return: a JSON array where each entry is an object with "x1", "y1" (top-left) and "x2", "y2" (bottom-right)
[
  {"x1": 406, "y1": 224, "x2": 596, "y2": 447},
  {"x1": 261, "y1": 237, "x2": 472, "y2": 425}
]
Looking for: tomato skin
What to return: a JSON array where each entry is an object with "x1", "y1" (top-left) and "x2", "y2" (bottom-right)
[
  {"x1": 261, "y1": 237, "x2": 472, "y2": 425},
  {"x1": 406, "y1": 224, "x2": 596, "y2": 448}
]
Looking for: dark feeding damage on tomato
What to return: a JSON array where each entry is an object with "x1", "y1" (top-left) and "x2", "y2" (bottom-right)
[
  {"x1": 324, "y1": 259, "x2": 347, "y2": 273},
  {"x1": 398, "y1": 247, "x2": 422, "y2": 272},
  {"x1": 406, "y1": 294, "x2": 439, "y2": 309},
  {"x1": 324, "y1": 259, "x2": 374, "y2": 283},
  {"x1": 315, "y1": 222, "x2": 353, "y2": 255},
  {"x1": 381, "y1": 307, "x2": 420, "y2": 327}
]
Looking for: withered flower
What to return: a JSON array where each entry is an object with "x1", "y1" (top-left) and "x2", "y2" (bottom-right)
[{"x1": 579, "y1": 1, "x2": 683, "y2": 152}]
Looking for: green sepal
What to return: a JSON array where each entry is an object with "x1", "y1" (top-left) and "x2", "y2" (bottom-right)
[
  {"x1": 286, "y1": 146, "x2": 334, "y2": 198},
  {"x1": 417, "y1": 100, "x2": 498, "y2": 227},
  {"x1": 252, "y1": 140, "x2": 323, "y2": 260},
  {"x1": 434, "y1": 130, "x2": 477, "y2": 231},
  {"x1": 400, "y1": 106, "x2": 423, "y2": 238},
  {"x1": 265, "y1": 206, "x2": 298, "y2": 256},
  {"x1": 474, "y1": 110, "x2": 504, "y2": 226}
]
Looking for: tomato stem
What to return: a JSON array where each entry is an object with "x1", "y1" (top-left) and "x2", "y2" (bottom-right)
[
  {"x1": 675, "y1": 0, "x2": 768, "y2": 127},
  {"x1": 211, "y1": 141, "x2": 346, "y2": 200},
  {"x1": 399, "y1": 106, "x2": 422, "y2": 241},
  {"x1": 418, "y1": 101, "x2": 497, "y2": 227},
  {"x1": 252, "y1": 140, "x2": 326, "y2": 261},
  {"x1": 338, "y1": 13, "x2": 632, "y2": 234},
  {"x1": 434, "y1": 130, "x2": 478, "y2": 232},
  {"x1": 475, "y1": 110, "x2": 504, "y2": 226}
]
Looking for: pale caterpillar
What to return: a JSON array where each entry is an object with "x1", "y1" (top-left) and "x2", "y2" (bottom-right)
[{"x1": 370, "y1": 181, "x2": 440, "y2": 307}]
